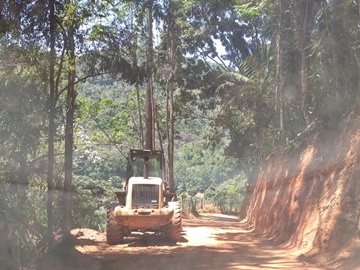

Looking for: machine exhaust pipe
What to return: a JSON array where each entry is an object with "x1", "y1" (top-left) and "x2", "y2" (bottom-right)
[{"x1": 144, "y1": 156, "x2": 149, "y2": 179}]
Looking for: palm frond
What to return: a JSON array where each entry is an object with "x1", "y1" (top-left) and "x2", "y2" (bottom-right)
[{"x1": 217, "y1": 71, "x2": 251, "y2": 83}]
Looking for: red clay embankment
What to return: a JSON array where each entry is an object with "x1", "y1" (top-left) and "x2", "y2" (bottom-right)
[{"x1": 242, "y1": 102, "x2": 360, "y2": 269}]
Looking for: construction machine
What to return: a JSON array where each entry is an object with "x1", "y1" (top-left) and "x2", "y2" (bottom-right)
[{"x1": 106, "y1": 149, "x2": 182, "y2": 244}]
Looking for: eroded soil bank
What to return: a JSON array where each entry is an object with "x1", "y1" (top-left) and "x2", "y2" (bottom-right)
[{"x1": 241, "y1": 101, "x2": 360, "y2": 269}]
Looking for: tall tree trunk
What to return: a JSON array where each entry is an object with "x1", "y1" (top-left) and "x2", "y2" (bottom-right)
[
  {"x1": 46, "y1": 0, "x2": 56, "y2": 245},
  {"x1": 167, "y1": 42, "x2": 176, "y2": 192},
  {"x1": 300, "y1": 40, "x2": 310, "y2": 126},
  {"x1": 292, "y1": 0, "x2": 313, "y2": 127},
  {"x1": 275, "y1": 0, "x2": 284, "y2": 139},
  {"x1": 136, "y1": 83, "x2": 144, "y2": 148},
  {"x1": 63, "y1": 26, "x2": 76, "y2": 237},
  {"x1": 130, "y1": 5, "x2": 144, "y2": 149},
  {"x1": 145, "y1": 0, "x2": 154, "y2": 150},
  {"x1": 166, "y1": 0, "x2": 177, "y2": 193},
  {"x1": 300, "y1": 0, "x2": 311, "y2": 127},
  {"x1": 155, "y1": 105, "x2": 164, "y2": 152}
]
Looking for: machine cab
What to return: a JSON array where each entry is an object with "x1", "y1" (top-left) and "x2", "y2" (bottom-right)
[
  {"x1": 114, "y1": 149, "x2": 168, "y2": 209},
  {"x1": 126, "y1": 149, "x2": 165, "y2": 183}
]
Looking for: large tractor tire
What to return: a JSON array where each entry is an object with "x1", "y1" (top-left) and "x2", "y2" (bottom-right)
[
  {"x1": 106, "y1": 205, "x2": 124, "y2": 245},
  {"x1": 165, "y1": 201, "x2": 182, "y2": 241}
]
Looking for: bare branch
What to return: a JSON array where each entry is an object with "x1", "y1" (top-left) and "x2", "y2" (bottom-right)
[{"x1": 57, "y1": 72, "x2": 107, "y2": 99}]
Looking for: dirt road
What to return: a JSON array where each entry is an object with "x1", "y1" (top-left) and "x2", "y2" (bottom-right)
[{"x1": 37, "y1": 214, "x2": 322, "y2": 270}]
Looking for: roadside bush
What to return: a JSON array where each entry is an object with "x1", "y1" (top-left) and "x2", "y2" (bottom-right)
[
  {"x1": 72, "y1": 176, "x2": 116, "y2": 229},
  {"x1": 205, "y1": 175, "x2": 247, "y2": 214}
]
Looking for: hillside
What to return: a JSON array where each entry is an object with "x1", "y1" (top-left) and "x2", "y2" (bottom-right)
[{"x1": 241, "y1": 100, "x2": 360, "y2": 269}]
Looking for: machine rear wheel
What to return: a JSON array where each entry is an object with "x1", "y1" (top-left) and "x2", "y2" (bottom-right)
[
  {"x1": 165, "y1": 201, "x2": 182, "y2": 241},
  {"x1": 106, "y1": 205, "x2": 124, "y2": 245}
]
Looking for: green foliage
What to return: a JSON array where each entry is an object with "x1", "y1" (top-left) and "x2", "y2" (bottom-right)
[
  {"x1": 205, "y1": 174, "x2": 247, "y2": 214},
  {"x1": 174, "y1": 139, "x2": 240, "y2": 193},
  {"x1": 235, "y1": 2, "x2": 262, "y2": 19},
  {"x1": 72, "y1": 176, "x2": 115, "y2": 230},
  {"x1": 0, "y1": 174, "x2": 68, "y2": 268},
  {"x1": 78, "y1": 78, "x2": 144, "y2": 145},
  {"x1": 199, "y1": 54, "x2": 278, "y2": 176}
]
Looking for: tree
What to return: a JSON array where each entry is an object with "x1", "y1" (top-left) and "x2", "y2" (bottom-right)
[
  {"x1": 145, "y1": 0, "x2": 155, "y2": 150},
  {"x1": 275, "y1": 0, "x2": 284, "y2": 137},
  {"x1": 46, "y1": 0, "x2": 56, "y2": 245},
  {"x1": 61, "y1": 0, "x2": 90, "y2": 236},
  {"x1": 0, "y1": 45, "x2": 50, "y2": 268},
  {"x1": 290, "y1": 0, "x2": 317, "y2": 127},
  {"x1": 163, "y1": 0, "x2": 180, "y2": 192}
]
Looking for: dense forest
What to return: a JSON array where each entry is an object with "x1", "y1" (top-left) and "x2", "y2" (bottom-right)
[{"x1": 0, "y1": 0, "x2": 359, "y2": 269}]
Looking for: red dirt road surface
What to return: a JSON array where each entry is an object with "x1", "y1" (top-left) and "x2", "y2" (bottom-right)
[{"x1": 37, "y1": 214, "x2": 322, "y2": 270}]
